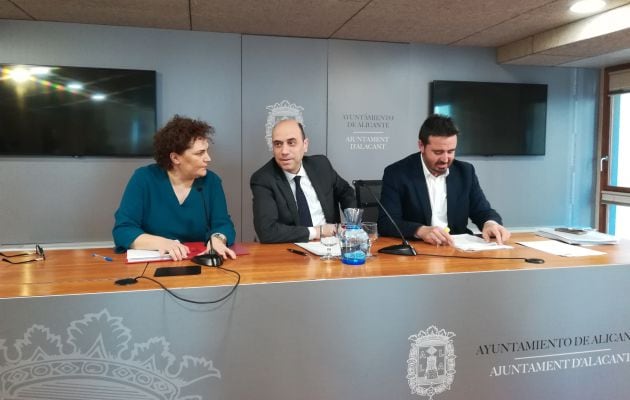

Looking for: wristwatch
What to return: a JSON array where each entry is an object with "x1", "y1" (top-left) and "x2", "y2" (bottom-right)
[{"x1": 211, "y1": 232, "x2": 227, "y2": 244}]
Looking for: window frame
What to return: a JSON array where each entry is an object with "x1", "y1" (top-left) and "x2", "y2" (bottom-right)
[{"x1": 598, "y1": 63, "x2": 630, "y2": 232}]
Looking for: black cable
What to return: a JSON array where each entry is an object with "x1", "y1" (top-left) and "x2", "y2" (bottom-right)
[
  {"x1": 2, "y1": 256, "x2": 45, "y2": 264},
  {"x1": 417, "y1": 252, "x2": 544, "y2": 263},
  {"x1": 0, "y1": 251, "x2": 31, "y2": 257},
  {"x1": 135, "y1": 264, "x2": 241, "y2": 304},
  {"x1": 137, "y1": 261, "x2": 151, "y2": 278}
]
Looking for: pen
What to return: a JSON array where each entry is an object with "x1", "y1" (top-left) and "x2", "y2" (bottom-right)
[
  {"x1": 287, "y1": 248, "x2": 308, "y2": 256},
  {"x1": 92, "y1": 253, "x2": 113, "y2": 262}
]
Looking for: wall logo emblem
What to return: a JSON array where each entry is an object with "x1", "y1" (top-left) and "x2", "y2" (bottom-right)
[
  {"x1": 407, "y1": 325, "x2": 456, "y2": 400},
  {"x1": 265, "y1": 100, "x2": 304, "y2": 151},
  {"x1": 0, "y1": 309, "x2": 220, "y2": 399}
]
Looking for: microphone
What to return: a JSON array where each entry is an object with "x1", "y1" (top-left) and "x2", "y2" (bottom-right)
[
  {"x1": 192, "y1": 186, "x2": 223, "y2": 267},
  {"x1": 364, "y1": 185, "x2": 417, "y2": 256}
]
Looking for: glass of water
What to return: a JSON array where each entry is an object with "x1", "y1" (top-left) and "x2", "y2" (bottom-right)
[
  {"x1": 320, "y1": 224, "x2": 338, "y2": 260},
  {"x1": 361, "y1": 222, "x2": 378, "y2": 257}
]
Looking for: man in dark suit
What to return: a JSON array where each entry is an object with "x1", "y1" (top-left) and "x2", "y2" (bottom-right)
[
  {"x1": 379, "y1": 114, "x2": 510, "y2": 246},
  {"x1": 251, "y1": 119, "x2": 355, "y2": 243}
]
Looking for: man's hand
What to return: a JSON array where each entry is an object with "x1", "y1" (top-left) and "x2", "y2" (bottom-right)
[
  {"x1": 316, "y1": 224, "x2": 337, "y2": 240},
  {"x1": 415, "y1": 226, "x2": 453, "y2": 246},
  {"x1": 482, "y1": 221, "x2": 511, "y2": 245}
]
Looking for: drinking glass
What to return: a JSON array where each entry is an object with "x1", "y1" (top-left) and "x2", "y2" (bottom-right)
[
  {"x1": 362, "y1": 222, "x2": 378, "y2": 257},
  {"x1": 320, "y1": 224, "x2": 339, "y2": 260}
]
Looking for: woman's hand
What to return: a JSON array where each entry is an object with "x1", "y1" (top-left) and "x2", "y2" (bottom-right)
[
  {"x1": 157, "y1": 238, "x2": 190, "y2": 261},
  {"x1": 131, "y1": 234, "x2": 190, "y2": 261},
  {"x1": 206, "y1": 235, "x2": 237, "y2": 260}
]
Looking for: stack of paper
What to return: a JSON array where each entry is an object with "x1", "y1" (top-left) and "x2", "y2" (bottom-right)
[
  {"x1": 451, "y1": 234, "x2": 513, "y2": 252},
  {"x1": 126, "y1": 242, "x2": 206, "y2": 263},
  {"x1": 518, "y1": 240, "x2": 606, "y2": 257},
  {"x1": 536, "y1": 228, "x2": 619, "y2": 245},
  {"x1": 295, "y1": 242, "x2": 341, "y2": 257},
  {"x1": 126, "y1": 249, "x2": 173, "y2": 263}
]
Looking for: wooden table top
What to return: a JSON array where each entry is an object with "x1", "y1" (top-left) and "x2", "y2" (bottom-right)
[{"x1": 1, "y1": 233, "x2": 629, "y2": 299}]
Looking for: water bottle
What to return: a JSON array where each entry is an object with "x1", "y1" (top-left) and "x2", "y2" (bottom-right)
[{"x1": 339, "y1": 209, "x2": 369, "y2": 265}]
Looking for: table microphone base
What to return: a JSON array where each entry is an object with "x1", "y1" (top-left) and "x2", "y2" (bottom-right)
[{"x1": 378, "y1": 244, "x2": 417, "y2": 256}]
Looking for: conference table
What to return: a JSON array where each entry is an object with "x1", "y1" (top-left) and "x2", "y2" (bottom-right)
[{"x1": 1, "y1": 233, "x2": 630, "y2": 400}]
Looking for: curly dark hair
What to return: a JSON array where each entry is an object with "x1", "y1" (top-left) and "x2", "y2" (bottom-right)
[{"x1": 153, "y1": 115, "x2": 215, "y2": 170}]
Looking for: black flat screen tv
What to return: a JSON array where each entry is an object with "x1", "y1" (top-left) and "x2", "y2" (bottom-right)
[
  {"x1": 0, "y1": 63, "x2": 156, "y2": 157},
  {"x1": 430, "y1": 80, "x2": 547, "y2": 156}
]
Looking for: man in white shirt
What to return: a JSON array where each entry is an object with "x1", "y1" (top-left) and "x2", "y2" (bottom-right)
[
  {"x1": 250, "y1": 119, "x2": 356, "y2": 243},
  {"x1": 379, "y1": 114, "x2": 510, "y2": 246}
]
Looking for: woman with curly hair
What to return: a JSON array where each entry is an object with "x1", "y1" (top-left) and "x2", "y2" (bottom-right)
[{"x1": 113, "y1": 115, "x2": 236, "y2": 261}]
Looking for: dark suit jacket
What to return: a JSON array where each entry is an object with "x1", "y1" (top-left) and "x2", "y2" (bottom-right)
[
  {"x1": 250, "y1": 155, "x2": 356, "y2": 243},
  {"x1": 378, "y1": 153, "x2": 502, "y2": 239}
]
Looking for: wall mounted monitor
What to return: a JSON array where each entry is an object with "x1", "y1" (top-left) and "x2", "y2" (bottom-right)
[
  {"x1": 0, "y1": 64, "x2": 157, "y2": 157},
  {"x1": 430, "y1": 80, "x2": 547, "y2": 156}
]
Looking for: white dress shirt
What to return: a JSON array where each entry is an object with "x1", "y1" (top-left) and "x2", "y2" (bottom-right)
[
  {"x1": 420, "y1": 155, "x2": 449, "y2": 228},
  {"x1": 284, "y1": 167, "x2": 326, "y2": 240}
]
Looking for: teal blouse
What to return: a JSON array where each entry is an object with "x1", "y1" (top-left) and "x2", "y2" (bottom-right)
[{"x1": 113, "y1": 164, "x2": 235, "y2": 252}]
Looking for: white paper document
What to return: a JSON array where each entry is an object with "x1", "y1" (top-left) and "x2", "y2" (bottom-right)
[
  {"x1": 536, "y1": 228, "x2": 619, "y2": 245},
  {"x1": 518, "y1": 240, "x2": 606, "y2": 257},
  {"x1": 126, "y1": 249, "x2": 172, "y2": 263},
  {"x1": 295, "y1": 242, "x2": 341, "y2": 257},
  {"x1": 451, "y1": 234, "x2": 513, "y2": 251}
]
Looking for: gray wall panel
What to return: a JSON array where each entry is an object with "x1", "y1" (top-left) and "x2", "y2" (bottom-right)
[
  {"x1": 327, "y1": 42, "x2": 598, "y2": 229},
  {"x1": 0, "y1": 20, "x2": 241, "y2": 244},
  {"x1": 327, "y1": 40, "x2": 413, "y2": 186},
  {"x1": 241, "y1": 35, "x2": 328, "y2": 241},
  {"x1": 406, "y1": 45, "x2": 598, "y2": 228},
  {"x1": 0, "y1": 20, "x2": 599, "y2": 245}
]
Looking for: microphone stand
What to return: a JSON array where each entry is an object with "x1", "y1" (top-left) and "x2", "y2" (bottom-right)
[
  {"x1": 365, "y1": 185, "x2": 417, "y2": 256},
  {"x1": 192, "y1": 185, "x2": 223, "y2": 267}
]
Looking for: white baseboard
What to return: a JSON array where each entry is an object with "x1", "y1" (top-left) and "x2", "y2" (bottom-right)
[{"x1": 0, "y1": 241, "x2": 114, "y2": 252}]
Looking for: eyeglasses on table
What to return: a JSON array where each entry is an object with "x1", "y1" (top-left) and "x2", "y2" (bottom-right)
[{"x1": 1, "y1": 244, "x2": 46, "y2": 264}]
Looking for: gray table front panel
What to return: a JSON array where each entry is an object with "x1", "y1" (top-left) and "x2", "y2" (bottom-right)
[{"x1": 1, "y1": 265, "x2": 628, "y2": 399}]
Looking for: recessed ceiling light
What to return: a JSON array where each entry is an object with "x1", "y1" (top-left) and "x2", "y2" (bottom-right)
[{"x1": 570, "y1": 0, "x2": 606, "y2": 14}]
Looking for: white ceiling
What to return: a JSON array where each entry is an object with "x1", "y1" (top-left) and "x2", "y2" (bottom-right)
[{"x1": 2, "y1": 0, "x2": 630, "y2": 68}]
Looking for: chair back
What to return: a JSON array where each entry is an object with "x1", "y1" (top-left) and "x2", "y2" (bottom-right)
[{"x1": 352, "y1": 180, "x2": 382, "y2": 223}]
